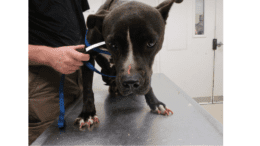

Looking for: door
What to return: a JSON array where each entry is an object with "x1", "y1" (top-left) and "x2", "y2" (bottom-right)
[
  {"x1": 158, "y1": 0, "x2": 223, "y2": 100},
  {"x1": 213, "y1": 0, "x2": 223, "y2": 103}
]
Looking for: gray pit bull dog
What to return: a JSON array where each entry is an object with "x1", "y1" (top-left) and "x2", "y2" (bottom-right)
[{"x1": 74, "y1": 0, "x2": 183, "y2": 131}]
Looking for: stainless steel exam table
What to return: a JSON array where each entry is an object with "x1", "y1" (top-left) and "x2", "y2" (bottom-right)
[{"x1": 31, "y1": 73, "x2": 223, "y2": 145}]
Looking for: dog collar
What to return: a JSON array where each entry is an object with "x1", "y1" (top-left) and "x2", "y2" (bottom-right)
[
  {"x1": 84, "y1": 30, "x2": 112, "y2": 55},
  {"x1": 84, "y1": 30, "x2": 116, "y2": 78}
]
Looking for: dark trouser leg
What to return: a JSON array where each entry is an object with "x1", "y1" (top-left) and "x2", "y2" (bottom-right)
[{"x1": 28, "y1": 66, "x2": 82, "y2": 145}]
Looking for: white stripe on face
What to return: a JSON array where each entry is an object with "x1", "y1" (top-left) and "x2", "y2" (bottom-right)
[{"x1": 124, "y1": 29, "x2": 135, "y2": 74}]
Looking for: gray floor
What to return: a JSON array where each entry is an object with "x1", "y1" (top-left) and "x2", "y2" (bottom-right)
[
  {"x1": 94, "y1": 74, "x2": 224, "y2": 125},
  {"x1": 94, "y1": 83, "x2": 224, "y2": 125},
  {"x1": 32, "y1": 73, "x2": 223, "y2": 145}
]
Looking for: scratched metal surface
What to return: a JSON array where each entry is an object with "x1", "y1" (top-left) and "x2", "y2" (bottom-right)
[{"x1": 31, "y1": 73, "x2": 223, "y2": 145}]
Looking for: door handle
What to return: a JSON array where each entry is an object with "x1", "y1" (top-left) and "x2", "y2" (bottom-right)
[
  {"x1": 213, "y1": 39, "x2": 223, "y2": 50},
  {"x1": 217, "y1": 42, "x2": 223, "y2": 47}
]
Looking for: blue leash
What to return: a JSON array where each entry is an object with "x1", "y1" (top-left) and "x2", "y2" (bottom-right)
[
  {"x1": 58, "y1": 74, "x2": 65, "y2": 128},
  {"x1": 58, "y1": 30, "x2": 116, "y2": 128}
]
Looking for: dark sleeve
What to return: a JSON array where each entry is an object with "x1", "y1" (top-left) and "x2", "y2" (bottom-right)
[{"x1": 81, "y1": 0, "x2": 90, "y2": 12}]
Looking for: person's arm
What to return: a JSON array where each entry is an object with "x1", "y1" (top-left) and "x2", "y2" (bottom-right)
[
  {"x1": 28, "y1": 45, "x2": 52, "y2": 66},
  {"x1": 28, "y1": 44, "x2": 90, "y2": 74}
]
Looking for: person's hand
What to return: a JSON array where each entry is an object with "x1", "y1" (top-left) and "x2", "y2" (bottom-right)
[{"x1": 47, "y1": 44, "x2": 90, "y2": 74}]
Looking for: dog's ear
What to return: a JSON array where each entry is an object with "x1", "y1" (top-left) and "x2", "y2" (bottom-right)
[
  {"x1": 175, "y1": 0, "x2": 183, "y2": 3},
  {"x1": 87, "y1": 10, "x2": 109, "y2": 31},
  {"x1": 156, "y1": 0, "x2": 183, "y2": 23}
]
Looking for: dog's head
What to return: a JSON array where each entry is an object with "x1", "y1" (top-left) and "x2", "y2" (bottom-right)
[{"x1": 87, "y1": 0, "x2": 183, "y2": 96}]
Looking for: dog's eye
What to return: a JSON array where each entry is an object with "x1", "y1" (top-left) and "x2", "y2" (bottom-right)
[
  {"x1": 147, "y1": 41, "x2": 156, "y2": 48},
  {"x1": 109, "y1": 43, "x2": 117, "y2": 50}
]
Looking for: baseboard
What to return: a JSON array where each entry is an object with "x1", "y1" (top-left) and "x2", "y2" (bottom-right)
[{"x1": 192, "y1": 96, "x2": 223, "y2": 103}]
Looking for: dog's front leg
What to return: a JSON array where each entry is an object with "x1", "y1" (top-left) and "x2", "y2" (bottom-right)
[
  {"x1": 74, "y1": 57, "x2": 99, "y2": 131},
  {"x1": 145, "y1": 87, "x2": 173, "y2": 116}
]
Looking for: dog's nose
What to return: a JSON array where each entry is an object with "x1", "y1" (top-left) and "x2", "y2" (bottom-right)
[
  {"x1": 122, "y1": 80, "x2": 140, "y2": 89},
  {"x1": 122, "y1": 74, "x2": 141, "y2": 89}
]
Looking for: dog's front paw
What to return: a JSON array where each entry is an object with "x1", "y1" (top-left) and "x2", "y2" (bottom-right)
[
  {"x1": 151, "y1": 104, "x2": 173, "y2": 116},
  {"x1": 74, "y1": 115, "x2": 100, "y2": 131}
]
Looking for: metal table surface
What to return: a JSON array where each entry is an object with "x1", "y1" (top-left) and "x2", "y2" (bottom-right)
[{"x1": 32, "y1": 73, "x2": 223, "y2": 145}]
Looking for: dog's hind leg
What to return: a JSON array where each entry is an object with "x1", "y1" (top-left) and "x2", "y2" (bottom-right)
[
  {"x1": 145, "y1": 87, "x2": 173, "y2": 116},
  {"x1": 74, "y1": 57, "x2": 99, "y2": 131}
]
